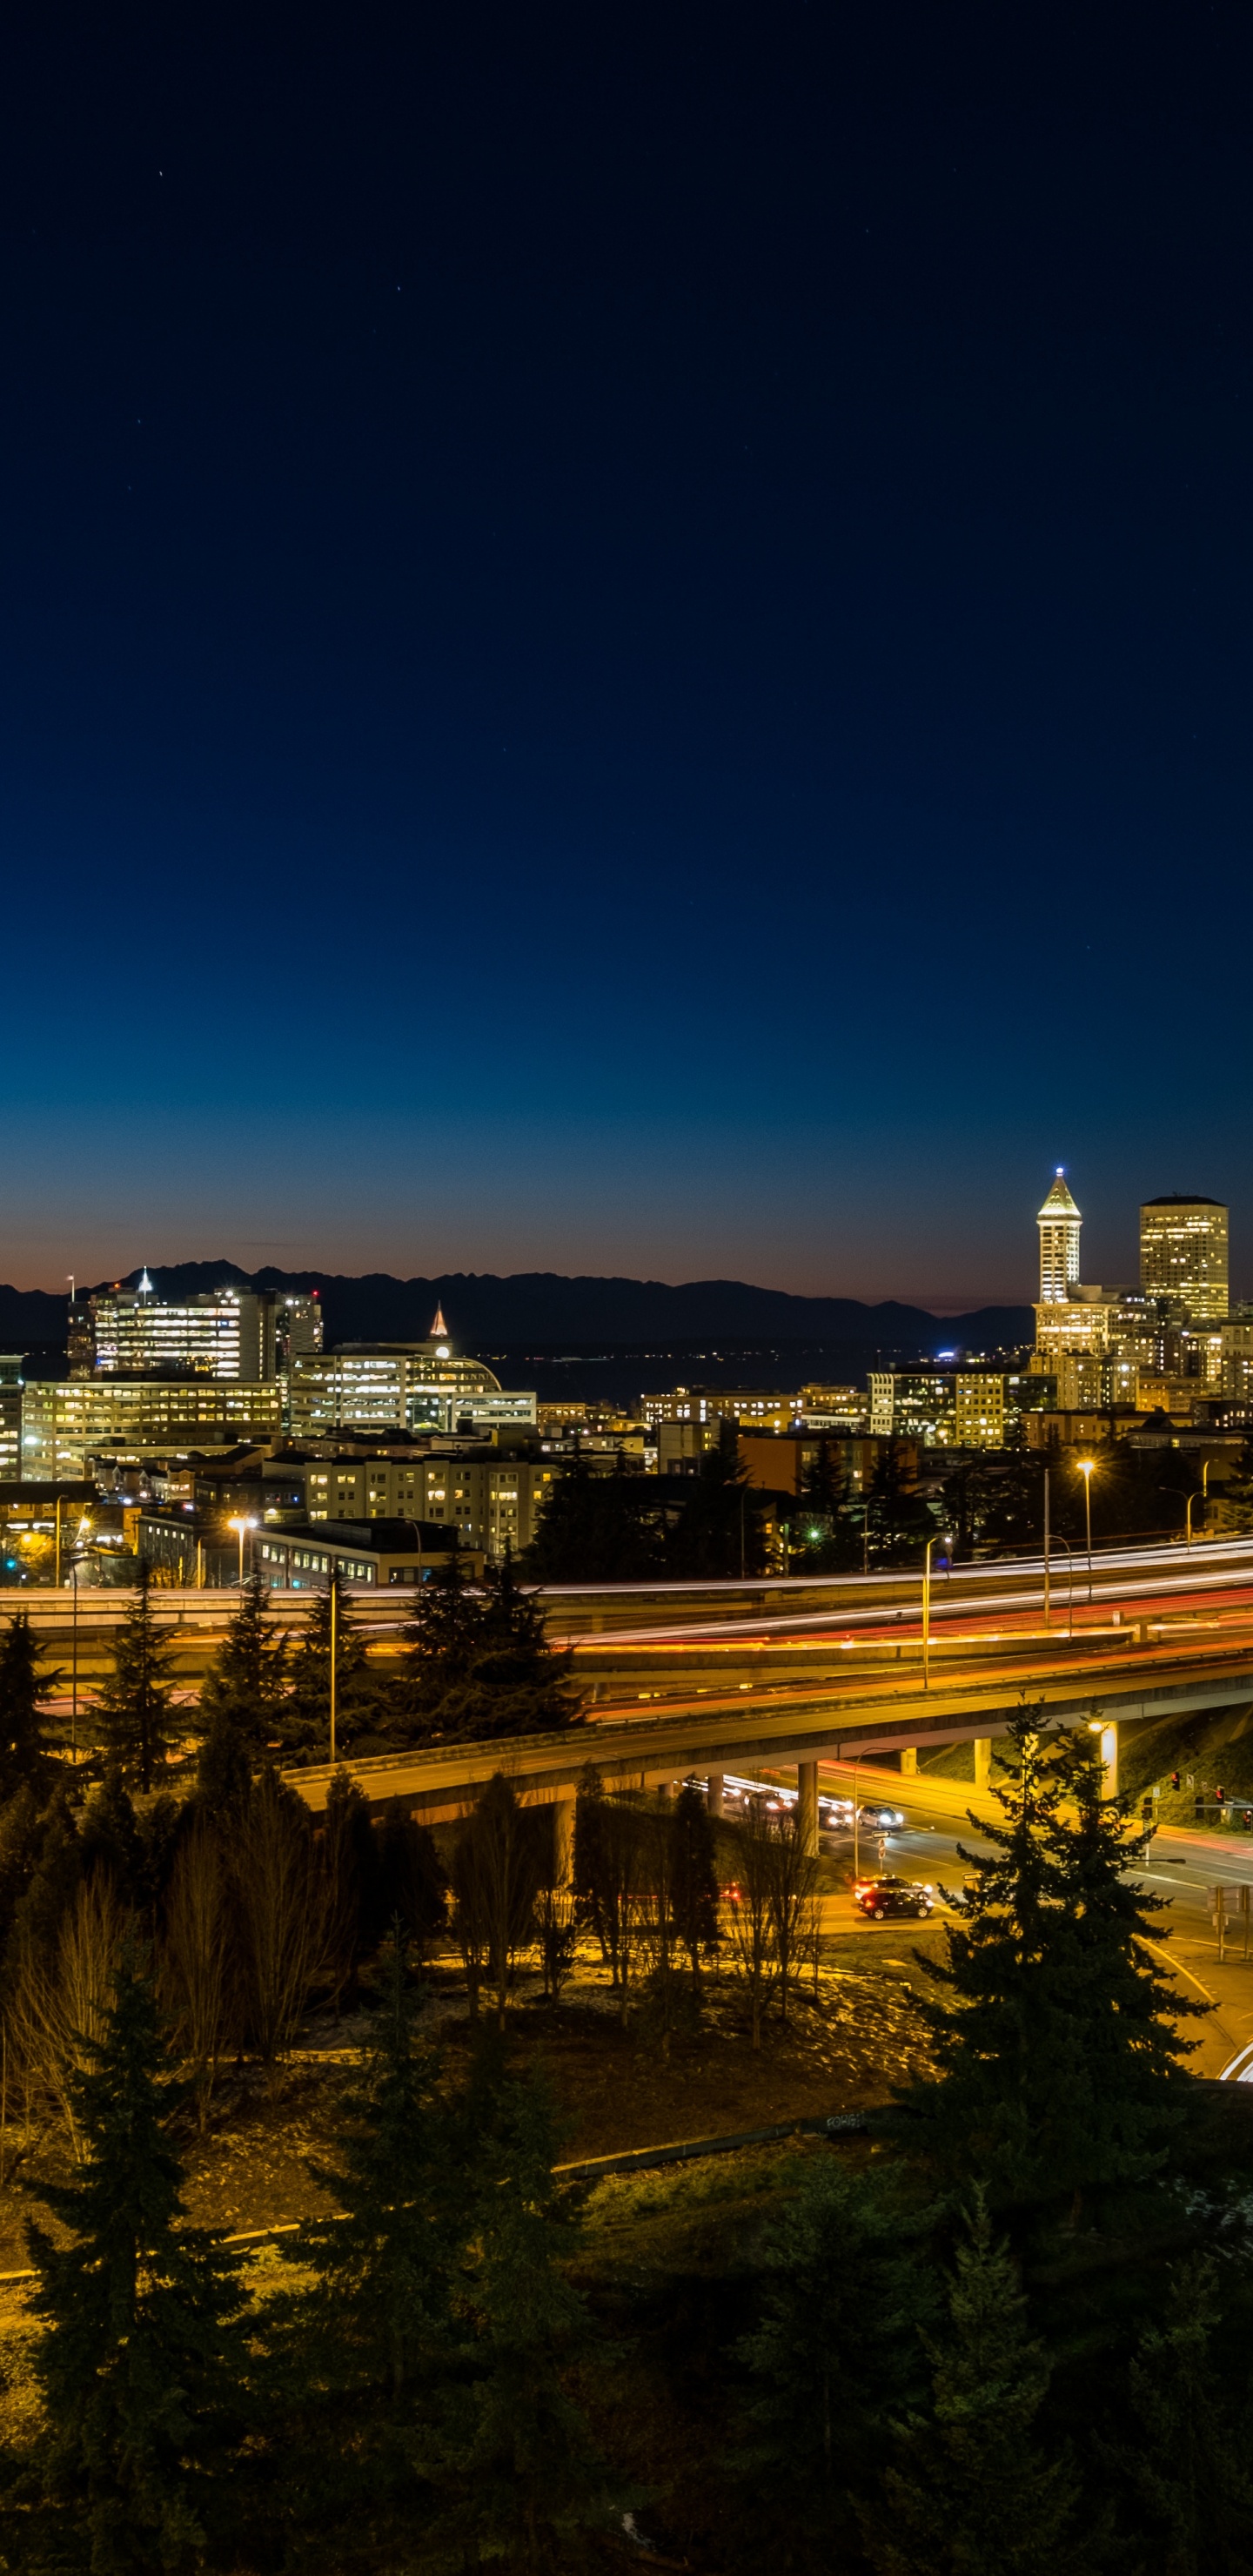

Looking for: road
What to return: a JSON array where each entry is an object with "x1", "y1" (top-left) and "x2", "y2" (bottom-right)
[{"x1": 807, "y1": 1756, "x2": 1253, "y2": 2078}]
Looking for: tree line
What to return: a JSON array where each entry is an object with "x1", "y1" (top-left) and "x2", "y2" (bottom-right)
[{"x1": 2, "y1": 1701, "x2": 1251, "y2": 2570}]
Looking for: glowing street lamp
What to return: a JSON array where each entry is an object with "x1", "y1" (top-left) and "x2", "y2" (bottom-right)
[
  {"x1": 1077, "y1": 1459, "x2": 1096, "y2": 1602},
  {"x1": 227, "y1": 1516, "x2": 258, "y2": 1587}
]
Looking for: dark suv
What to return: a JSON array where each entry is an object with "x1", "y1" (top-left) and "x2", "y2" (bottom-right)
[{"x1": 853, "y1": 1875, "x2": 935, "y2": 1921}]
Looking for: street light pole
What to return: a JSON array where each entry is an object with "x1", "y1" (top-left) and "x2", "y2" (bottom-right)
[
  {"x1": 922, "y1": 1537, "x2": 934, "y2": 1692},
  {"x1": 70, "y1": 1555, "x2": 79, "y2": 1759},
  {"x1": 329, "y1": 1573, "x2": 338, "y2": 1767},
  {"x1": 1078, "y1": 1459, "x2": 1095, "y2": 1603},
  {"x1": 1053, "y1": 1530, "x2": 1075, "y2": 1637},
  {"x1": 1042, "y1": 1466, "x2": 1050, "y2": 1631}
]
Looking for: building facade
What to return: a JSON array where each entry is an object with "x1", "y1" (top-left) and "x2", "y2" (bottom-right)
[
  {"x1": 0, "y1": 1358, "x2": 21, "y2": 1482},
  {"x1": 1139, "y1": 1196, "x2": 1230, "y2": 1321},
  {"x1": 285, "y1": 1342, "x2": 520, "y2": 1436},
  {"x1": 1037, "y1": 1170, "x2": 1082, "y2": 1301},
  {"x1": 21, "y1": 1379, "x2": 285, "y2": 1480},
  {"x1": 290, "y1": 1448, "x2": 557, "y2": 1559}
]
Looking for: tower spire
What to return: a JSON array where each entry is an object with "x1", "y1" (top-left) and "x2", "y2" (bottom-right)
[
  {"x1": 1037, "y1": 1169, "x2": 1081, "y2": 1302},
  {"x1": 429, "y1": 1304, "x2": 448, "y2": 1339}
]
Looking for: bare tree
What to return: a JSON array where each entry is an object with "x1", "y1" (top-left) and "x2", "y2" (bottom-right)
[
  {"x1": 10, "y1": 1875, "x2": 131, "y2": 2157},
  {"x1": 160, "y1": 1816, "x2": 233, "y2": 2130},
  {"x1": 763, "y1": 1807, "x2": 819, "y2": 2025},
  {"x1": 231, "y1": 1769, "x2": 327, "y2": 2072},
  {"x1": 725, "y1": 1796, "x2": 776, "y2": 2049},
  {"x1": 451, "y1": 1773, "x2": 539, "y2": 2029}
]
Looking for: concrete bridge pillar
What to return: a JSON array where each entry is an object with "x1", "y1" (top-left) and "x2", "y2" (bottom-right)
[
  {"x1": 550, "y1": 1794, "x2": 575, "y2": 1888},
  {"x1": 973, "y1": 1737, "x2": 992, "y2": 1789},
  {"x1": 900, "y1": 1747, "x2": 918, "y2": 1776},
  {"x1": 707, "y1": 1770, "x2": 725, "y2": 1819},
  {"x1": 798, "y1": 1761, "x2": 819, "y2": 1859},
  {"x1": 1094, "y1": 1721, "x2": 1119, "y2": 1798}
]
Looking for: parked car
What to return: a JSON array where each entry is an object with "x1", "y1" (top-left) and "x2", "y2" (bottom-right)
[{"x1": 853, "y1": 1875, "x2": 935, "y2": 1920}]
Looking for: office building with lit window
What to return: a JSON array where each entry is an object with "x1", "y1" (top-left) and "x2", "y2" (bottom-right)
[
  {"x1": 21, "y1": 1379, "x2": 284, "y2": 1480},
  {"x1": 0, "y1": 1358, "x2": 22, "y2": 1482},
  {"x1": 1140, "y1": 1196, "x2": 1230, "y2": 1321}
]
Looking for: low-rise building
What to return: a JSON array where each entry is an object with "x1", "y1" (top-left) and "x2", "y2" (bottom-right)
[
  {"x1": 641, "y1": 1387, "x2": 797, "y2": 1434},
  {"x1": 798, "y1": 1384, "x2": 868, "y2": 1429},
  {"x1": 286, "y1": 1446, "x2": 558, "y2": 1560},
  {"x1": 287, "y1": 1337, "x2": 533, "y2": 1437},
  {"x1": 257, "y1": 1519, "x2": 479, "y2": 1589},
  {"x1": 22, "y1": 1379, "x2": 285, "y2": 1480}
]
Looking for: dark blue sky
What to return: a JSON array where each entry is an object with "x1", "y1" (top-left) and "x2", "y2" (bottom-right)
[{"x1": 3, "y1": 3, "x2": 1252, "y2": 1305}]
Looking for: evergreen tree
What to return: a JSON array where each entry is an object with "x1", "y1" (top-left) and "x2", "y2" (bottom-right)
[
  {"x1": 0, "y1": 1611, "x2": 60, "y2": 1794},
  {"x1": 375, "y1": 1800, "x2": 447, "y2": 1954},
  {"x1": 283, "y1": 1571, "x2": 379, "y2": 1758},
  {"x1": 1044, "y1": 1722, "x2": 1203, "y2": 2199},
  {"x1": 97, "y1": 1562, "x2": 180, "y2": 1793},
  {"x1": 320, "y1": 1766, "x2": 380, "y2": 2010},
  {"x1": 1110, "y1": 2256, "x2": 1253, "y2": 2576},
  {"x1": 864, "y1": 2191, "x2": 1082, "y2": 2576},
  {"x1": 198, "y1": 1573, "x2": 289, "y2": 1750},
  {"x1": 470, "y1": 1545, "x2": 580, "y2": 1734},
  {"x1": 428, "y1": 2063, "x2": 610, "y2": 2568},
  {"x1": 671, "y1": 1774, "x2": 719, "y2": 1987},
  {"x1": 4, "y1": 1784, "x2": 84, "y2": 1984},
  {"x1": 400, "y1": 1546, "x2": 486, "y2": 1740},
  {"x1": 664, "y1": 1428, "x2": 768, "y2": 1578},
  {"x1": 522, "y1": 1452, "x2": 662, "y2": 1582},
  {"x1": 900, "y1": 1702, "x2": 1200, "y2": 2212},
  {"x1": 401, "y1": 1545, "x2": 580, "y2": 1743},
  {"x1": 789, "y1": 1441, "x2": 864, "y2": 1572},
  {"x1": 12, "y1": 1952, "x2": 250, "y2": 2574},
  {"x1": 867, "y1": 1441, "x2": 935, "y2": 1568},
  {"x1": 268, "y1": 1941, "x2": 461, "y2": 2558},
  {"x1": 738, "y1": 2158, "x2": 937, "y2": 2566}
]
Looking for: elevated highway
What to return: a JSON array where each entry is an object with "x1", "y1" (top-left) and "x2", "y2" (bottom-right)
[{"x1": 6, "y1": 1540, "x2": 1253, "y2": 1833}]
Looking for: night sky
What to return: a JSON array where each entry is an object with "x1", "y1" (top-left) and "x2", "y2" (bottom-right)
[{"x1": 3, "y1": 4, "x2": 1252, "y2": 1307}]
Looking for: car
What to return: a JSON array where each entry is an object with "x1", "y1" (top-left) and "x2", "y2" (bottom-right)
[
  {"x1": 853, "y1": 1875, "x2": 935, "y2": 1920},
  {"x1": 857, "y1": 1801, "x2": 906, "y2": 1830}
]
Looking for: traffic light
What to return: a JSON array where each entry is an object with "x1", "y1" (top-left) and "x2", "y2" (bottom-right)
[
  {"x1": 1169, "y1": 1770, "x2": 1181, "y2": 1791},
  {"x1": 1217, "y1": 1785, "x2": 1226, "y2": 1806}
]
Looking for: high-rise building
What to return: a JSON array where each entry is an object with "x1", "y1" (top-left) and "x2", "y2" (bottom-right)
[
  {"x1": 71, "y1": 1279, "x2": 277, "y2": 1381},
  {"x1": 1037, "y1": 1170, "x2": 1082, "y2": 1301},
  {"x1": 0, "y1": 1357, "x2": 22, "y2": 1481},
  {"x1": 1139, "y1": 1197, "x2": 1230, "y2": 1321}
]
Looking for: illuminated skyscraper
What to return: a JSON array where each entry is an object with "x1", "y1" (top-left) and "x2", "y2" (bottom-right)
[
  {"x1": 1037, "y1": 1169, "x2": 1082, "y2": 1302},
  {"x1": 1139, "y1": 1196, "x2": 1229, "y2": 1321}
]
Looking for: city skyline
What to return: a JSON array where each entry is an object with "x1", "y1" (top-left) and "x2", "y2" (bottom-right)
[{"x1": 3, "y1": 1160, "x2": 1247, "y2": 1318}]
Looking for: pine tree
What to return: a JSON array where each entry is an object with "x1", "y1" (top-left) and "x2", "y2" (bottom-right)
[
  {"x1": 283, "y1": 1570, "x2": 378, "y2": 1758},
  {"x1": 671, "y1": 1774, "x2": 719, "y2": 1988},
  {"x1": 0, "y1": 1610, "x2": 60, "y2": 1794},
  {"x1": 198, "y1": 1573, "x2": 289, "y2": 1750},
  {"x1": 738, "y1": 2158, "x2": 937, "y2": 2564},
  {"x1": 664, "y1": 1428, "x2": 768, "y2": 1578},
  {"x1": 1044, "y1": 1723, "x2": 1203, "y2": 2200},
  {"x1": 13, "y1": 1952, "x2": 250, "y2": 2574},
  {"x1": 320, "y1": 1766, "x2": 380, "y2": 2011},
  {"x1": 864, "y1": 2191, "x2": 1082, "y2": 2576},
  {"x1": 791, "y1": 1443, "x2": 864, "y2": 1573},
  {"x1": 522, "y1": 1452, "x2": 662, "y2": 1581},
  {"x1": 428, "y1": 2063, "x2": 610, "y2": 2569},
  {"x1": 97, "y1": 1562, "x2": 180, "y2": 1793},
  {"x1": 268, "y1": 1941, "x2": 461, "y2": 2554},
  {"x1": 867, "y1": 1440, "x2": 935, "y2": 1569},
  {"x1": 1111, "y1": 2256, "x2": 1253, "y2": 2574},
  {"x1": 401, "y1": 1545, "x2": 580, "y2": 1743}
]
